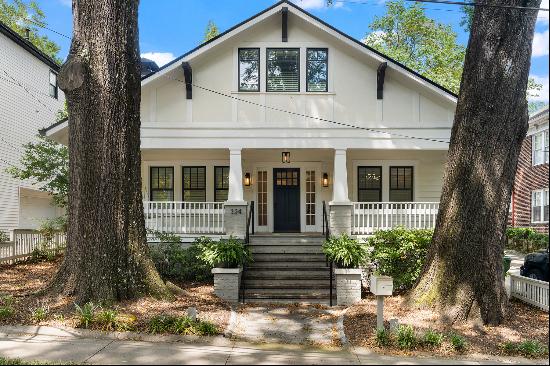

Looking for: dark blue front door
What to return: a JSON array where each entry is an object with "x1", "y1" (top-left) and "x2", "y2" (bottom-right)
[{"x1": 273, "y1": 168, "x2": 300, "y2": 232}]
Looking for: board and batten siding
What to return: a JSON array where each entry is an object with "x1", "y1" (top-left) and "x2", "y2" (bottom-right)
[{"x1": 0, "y1": 31, "x2": 65, "y2": 233}]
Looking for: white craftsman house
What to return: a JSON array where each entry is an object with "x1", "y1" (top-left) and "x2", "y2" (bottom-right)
[
  {"x1": 0, "y1": 21, "x2": 65, "y2": 236},
  {"x1": 44, "y1": 0, "x2": 454, "y2": 240}
]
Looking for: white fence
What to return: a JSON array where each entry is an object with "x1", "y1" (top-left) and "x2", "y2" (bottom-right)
[
  {"x1": 352, "y1": 202, "x2": 440, "y2": 235},
  {"x1": 0, "y1": 229, "x2": 67, "y2": 264},
  {"x1": 510, "y1": 273, "x2": 549, "y2": 311},
  {"x1": 144, "y1": 201, "x2": 225, "y2": 235}
]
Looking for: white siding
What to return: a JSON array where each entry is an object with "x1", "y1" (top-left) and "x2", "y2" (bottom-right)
[{"x1": 0, "y1": 32, "x2": 65, "y2": 232}]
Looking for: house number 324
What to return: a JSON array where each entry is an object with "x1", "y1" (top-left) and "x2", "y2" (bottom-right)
[{"x1": 231, "y1": 208, "x2": 242, "y2": 215}]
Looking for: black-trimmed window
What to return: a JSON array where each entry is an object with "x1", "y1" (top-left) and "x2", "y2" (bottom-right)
[
  {"x1": 267, "y1": 48, "x2": 300, "y2": 92},
  {"x1": 214, "y1": 166, "x2": 229, "y2": 202},
  {"x1": 150, "y1": 167, "x2": 174, "y2": 201},
  {"x1": 49, "y1": 70, "x2": 58, "y2": 99},
  {"x1": 182, "y1": 166, "x2": 206, "y2": 202},
  {"x1": 358, "y1": 166, "x2": 382, "y2": 202},
  {"x1": 389, "y1": 167, "x2": 413, "y2": 202},
  {"x1": 238, "y1": 48, "x2": 260, "y2": 92},
  {"x1": 307, "y1": 48, "x2": 328, "y2": 92}
]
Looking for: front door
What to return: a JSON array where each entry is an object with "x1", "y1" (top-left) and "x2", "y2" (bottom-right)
[{"x1": 273, "y1": 168, "x2": 300, "y2": 232}]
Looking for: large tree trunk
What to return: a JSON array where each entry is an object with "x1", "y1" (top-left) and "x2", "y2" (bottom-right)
[
  {"x1": 411, "y1": 0, "x2": 540, "y2": 325},
  {"x1": 50, "y1": 0, "x2": 170, "y2": 303}
]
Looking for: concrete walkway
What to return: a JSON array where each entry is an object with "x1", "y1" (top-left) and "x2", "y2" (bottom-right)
[{"x1": 1, "y1": 326, "x2": 546, "y2": 365}]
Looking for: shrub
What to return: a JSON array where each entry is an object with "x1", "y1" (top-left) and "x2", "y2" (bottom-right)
[
  {"x1": 322, "y1": 234, "x2": 368, "y2": 268},
  {"x1": 150, "y1": 236, "x2": 214, "y2": 282},
  {"x1": 148, "y1": 314, "x2": 219, "y2": 336},
  {"x1": 396, "y1": 325, "x2": 417, "y2": 349},
  {"x1": 30, "y1": 246, "x2": 56, "y2": 263},
  {"x1": 422, "y1": 329, "x2": 443, "y2": 348},
  {"x1": 0, "y1": 295, "x2": 14, "y2": 320},
  {"x1": 516, "y1": 340, "x2": 548, "y2": 358},
  {"x1": 449, "y1": 333, "x2": 467, "y2": 352},
  {"x1": 506, "y1": 227, "x2": 549, "y2": 253},
  {"x1": 0, "y1": 230, "x2": 9, "y2": 243},
  {"x1": 375, "y1": 328, "x2": 392, "y2": 347},
  {"x1": 74, "y1": 302, "x2": 98, "y2": 329},
  {"x1": 197, "y1": 236, "x2": 251, "y2": 268},
  {"x1": 367, "y1": 228, "x2": 433, "y2": 291}
]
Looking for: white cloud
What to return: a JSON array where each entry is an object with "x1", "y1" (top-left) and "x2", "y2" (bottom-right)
[
  {"x1": 288, "y1": 0, "x2": 343, "y2": 10},
  {"x1": 538, "y1": 0, "x2": 549, "y2": 24},
  {"x1": 532, "y1": 29, "x2": 549, "y2": 57},
  {"x1": 529, "y1": 74, "x2": 550, "y2": 102},
  {"x1": 140, "y1": 52, "x2": 175, "y2": 67}
]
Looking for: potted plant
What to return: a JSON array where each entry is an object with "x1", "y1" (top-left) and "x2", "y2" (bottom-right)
[
  {"x1": 198, "y1": 236, "x2": 251, "y2": 303},
  {"x1": 322, "y1": 233, "x2": 368, "y2": 305}
]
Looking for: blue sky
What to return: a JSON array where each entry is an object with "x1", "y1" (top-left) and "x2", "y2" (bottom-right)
[{"x1": 37, "y1": 0, "x2": 549, "y2": 102}]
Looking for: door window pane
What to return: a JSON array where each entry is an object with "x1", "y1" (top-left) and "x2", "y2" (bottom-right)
[
  {"x1": 389, "y1": 167, "x2": 413, "y2": 202},
  {"x1": 183, "y1": 167, "x2": 206, "y2": 202},
  {"x1": 257, "y1": 171, "x2": 268, "y2": 226},
  {"x1": 150, "y1": 167, "x2": 174, "y2": 201},
  {"x1": 307, "y1": 49, "x2": 328, "y2": 92},
  {"x1": 306, "y1": 170, "x2": 316, "y2": 226},
  {"x1": 267, "y1": 48, "x2": 300, "y2": 92},
  {"x1": 358, "y1": 166, "x2": 382, "y2": 202},
  {"x1": 239, "y1": 48, "x2": 260, "y2": 92}
]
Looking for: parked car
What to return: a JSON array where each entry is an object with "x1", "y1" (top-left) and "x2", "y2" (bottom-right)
[{"x1": 520, "y1": 248, "x2": 549, "y2": 282}]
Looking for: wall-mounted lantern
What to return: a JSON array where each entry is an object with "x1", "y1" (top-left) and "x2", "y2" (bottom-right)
[
  {"x1": 282, "y1": 152, "x2": 291, "y2": 164},
  {"x1": 244, "y1": 172, "x2": 251, "y2": 186},
  {"x1": 322, "y1": 173, "x2": 329, "y2": 187}
]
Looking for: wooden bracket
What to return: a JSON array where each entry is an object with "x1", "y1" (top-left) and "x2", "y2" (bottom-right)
[
  {"x1": 182, "y1": 62, "x2": 192, "y2": 100},
  {"x1": 282, "y1": 7, "x2": 288, "y2": 42},
  {"x1": 377, "y1": 62, "x2": 388, "y2": 100}
]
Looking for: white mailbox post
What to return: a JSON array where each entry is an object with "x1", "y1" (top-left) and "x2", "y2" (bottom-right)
[{"x1": 370, "y1": 275, "x2": 394, "y2": 330}]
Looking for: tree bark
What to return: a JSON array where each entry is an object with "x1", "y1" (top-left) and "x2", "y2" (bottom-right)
[
  {"x1": 411, "y1": 0, "x2": 540, "y2": 325},
  {"x1": 50, "y1": 0, "x2": 171, "y2": 303}
]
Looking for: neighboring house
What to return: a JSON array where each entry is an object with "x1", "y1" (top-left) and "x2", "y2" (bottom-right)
[
  {"x1": 0, "y1": 21, "x2": 65, "y2": 236},
  {"x1": 44, "y1": 0, "x2": 456, "y2": 238},
  {"x1": 510, "y1": 106, "x2": 549, "y2": 234}
]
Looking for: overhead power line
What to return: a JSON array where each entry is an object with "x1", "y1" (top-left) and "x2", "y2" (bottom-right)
[{"x1": 407, "y1": 0, "x2": 549, "y2": 12}]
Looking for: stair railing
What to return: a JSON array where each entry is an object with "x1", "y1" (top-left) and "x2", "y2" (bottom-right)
[
  {"x1": 322, "y1": 201, "x2": 334, "y2": 306},
  {"x1": 241, "y1": 201, "x2": 254, "y2": 303}
]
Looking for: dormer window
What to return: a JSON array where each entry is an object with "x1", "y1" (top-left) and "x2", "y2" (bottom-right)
[
  {"x1": 267, "y1": 48, "x2": 299, "y2": 92},
  {"x1": 307, "y1": 48, "x2": 328, "y2": 92},
  {"x1": 238, "y1": 48, "x2": 260, "y2": 92},
  {"x1": 49, "y1": 70, "x2": 58, "y2": 99}
]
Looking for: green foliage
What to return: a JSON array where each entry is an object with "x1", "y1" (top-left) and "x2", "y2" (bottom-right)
[
  {"x1": 396, "y1": 324, "x2": 417, "y2": 349},
  {"x1": 503, "y1": 340, "x2": 549, "y2": 358},
  {"x1": 0, "y1": 295, "x2": 14, "y2": 320},
  {"x1": 459, "y1": 5, "x2": 474, "y2": 32},
  {"x1": 0, "y1": 230, "x2": 9, "y2": 242},
  {"x1": 0, "y1": 0, "x2": 61, "y2": 63},
  {"x1": 147, "y1": 228, "x2": 182, "y2": 243},
  {"x1": 375, "y1": 328, "x2": 392, "y2": 347},
  {"x1": 150, "y1": 237, "x2": 214, "y2": 282},
  {"x1": 7, "y1": 135, "x2": 68, "y2": 208},
  {"x1": 30, "y1": 303, "x2": 49, "y2": 323},
  {"x1": 367, "y1": 228, "x2": 433, "y2": 291},
  {"x1": 529, "y1": 101, "x2": 549, "y2": 114},
  {"x1": 204, "y1": 20, "x2": 219, "y2": 42},
  {"x1": 449, "y1": 333, "x2": 467, "y2": 352},
  {"x1": 322, "y1": 233, "x2": 368, "y2": 268},
  {"x1": 148, "y1": 314, "x2": 219, "y2": 336},
  {"x1": 74, "y1": 302, "x2": 99, "y2": 329},
  {"x1": 506, "y1": 227, "x2": 548, "y2": 253},
  {"x1": 364, "y1": 0, "x2": 465, "y2": 94},
  {"x1": 95, "y1": 309, "x2": 118, "y2": 331},
  {"x1": 422, "y1": 329, "x2": 443, "y2": 348},
  {"x1": 197, "y1": 236, "x2": 251, "y2": 268}
]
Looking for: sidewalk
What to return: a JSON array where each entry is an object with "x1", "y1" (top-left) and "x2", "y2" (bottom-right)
[{"x1": 1, "y1": 326, "x2": 546, "y2": 365}]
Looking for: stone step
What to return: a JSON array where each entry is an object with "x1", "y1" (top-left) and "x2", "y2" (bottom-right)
[
  {"x1": 243, "y1": 272, "x2": 330, "y2": 281},
  {"x1": 249, "y1": 237, "x2": 325, "y2": 246},
  {"x1": 242, "y1": 292, "x2": 336, "y2": 304},
  {"x1": 252, "y1": 253, "x2": 326, "y2": 261},
  {"x1": 244, "y1": 288, "x2": 332, "y2": 296},
  {"x1": 243, "y1": 278, "x2": 332, "y2": 287},
  {"x1": 248, "y1": 262, "x2": 327, "y2": 268},
  {"x1": 241, "y1": 298, "x2": 332, "y2": 305},
  {"x1": 247, "y1": 266, "x2": 328, "y2": 271},
  {"x1": 244, "y1": 268, "x2": 329, "y2": 276},
  {"x1": 250, "y1": 246, "x2": 323, "y2": 254}
]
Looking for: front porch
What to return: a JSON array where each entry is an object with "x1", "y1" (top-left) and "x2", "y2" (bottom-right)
[{"x1": 142, "y1": 148, "x2": 445, "y2": 239}]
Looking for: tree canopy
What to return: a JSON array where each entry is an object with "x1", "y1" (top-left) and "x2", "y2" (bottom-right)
[
  {"x1": 204, "y1": 20, "x2": 219, "y2": 43},
  {"x1": 0, "y1": 0, "x2": 61, "y2": 63},
  {"x1": 364, "y1": 0, "x2": 465, "y2": 94}
]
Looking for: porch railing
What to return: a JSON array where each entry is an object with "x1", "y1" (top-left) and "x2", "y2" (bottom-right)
[
  {"x1": 143, "y1": 201, "x2": 225, "y2": 235},
  {"x1": 352, "y1": 202, "x2": 439, "y2": 235},
  {"x1": 510, "y1": 273, "x2": 549, "y2": 311}
]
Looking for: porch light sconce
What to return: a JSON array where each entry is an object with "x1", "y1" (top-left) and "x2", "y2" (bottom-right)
[
  {"x1": 244, "y1": 173, "x2": 251, "y2": 186},
  {"x1": 282, "y1": 152, "x2": 291, "y2": 164},
  {"x1": 322, "y1": 173, "x2": 329, "y2": 187}
]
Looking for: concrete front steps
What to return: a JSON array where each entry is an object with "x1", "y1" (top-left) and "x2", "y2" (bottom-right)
[{"x1": 242, "y1": 234, "x2": 335, "y2": 304}]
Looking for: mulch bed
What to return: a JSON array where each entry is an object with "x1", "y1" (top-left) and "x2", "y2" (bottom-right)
[
  {"x1": 0, "y1": 257, "x2": 231, "y2": 334},
  {"x1": 344, "y1": 294, "x2": 549, "y2": 358}
]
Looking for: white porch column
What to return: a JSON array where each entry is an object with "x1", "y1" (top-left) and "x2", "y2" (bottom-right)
[
  {"x1": 227, "y1": 148, "x2": 245, "y2": 204},
  {"x1": 331, "y1": 149, "x2": 350, "y2": 204}
]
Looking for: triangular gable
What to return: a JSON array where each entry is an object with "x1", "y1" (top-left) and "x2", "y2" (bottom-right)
[{"x1": 141, "y1": 0, "x2": 457, "y2": 103}]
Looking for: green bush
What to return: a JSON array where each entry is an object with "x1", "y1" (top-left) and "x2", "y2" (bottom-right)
[
  {"x1": 506, "y1": 227, "x2": 548, "y2": 253},
  {"x1": 516, "y1": 340, "x2": 548, "y2": 358},
  {"x1": 0, "y1": 230, "x2": 9, "y2": 242},
  {"x1": 396, "y1": 325, "x2": 417, "y2": 349},
  {"x1": 150, "y1": 236, "x2": 214, "y2": 282},
  {"x1": 449, "y1": 333, "x2": 467, "y2": 352},
  {"x1": 148, "y1": 314, "x2": 219, "y2": 336},
  {"x1": 197, "y1": 236, "x2": 251, "y2": 268},
  {"x1": 322, "y1": 234, "x2": 368, "y2": 268},
  {"x1": 375, "y1": 328, "x2": 392, "y2": 347},
  {"x1": 367, "y1": 228, "x2": 433, "y2": 291},
  {"x1": 422, "y1": 329, "x2": 443, "y2": 348},
  {"x1": 0, "y1": 295, "x2": 14, "y2": 320}
]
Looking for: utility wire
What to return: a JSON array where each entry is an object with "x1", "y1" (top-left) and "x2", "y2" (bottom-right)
[
  {"x1": 0, "y1": 70, "x2": 58, "y2": 116},
  {"x1": 407, "y1": 0, "x2": 548, "y2": 12}
]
